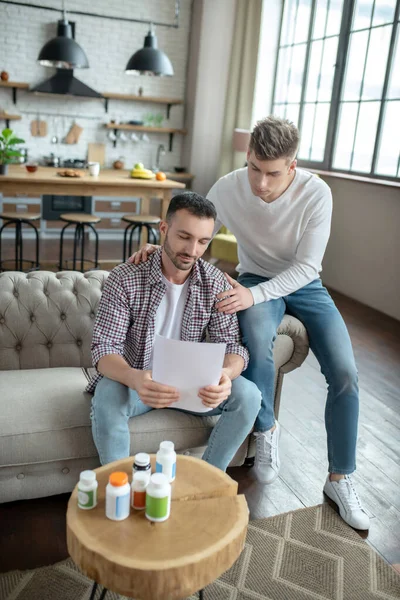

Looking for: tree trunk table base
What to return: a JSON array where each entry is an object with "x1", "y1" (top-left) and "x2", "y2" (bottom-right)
[{"x1": 67, "y1": 455, "x2": 248, "y2": 600}]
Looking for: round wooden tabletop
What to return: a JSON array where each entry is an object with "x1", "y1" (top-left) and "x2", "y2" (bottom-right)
[{"x1": 67, "y1": 455, "x2": 248, "y2": 600}]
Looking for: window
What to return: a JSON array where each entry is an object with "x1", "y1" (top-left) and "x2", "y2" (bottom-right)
[{"x1": 271, "y1": 0, "x2": 400, "y2": 180}]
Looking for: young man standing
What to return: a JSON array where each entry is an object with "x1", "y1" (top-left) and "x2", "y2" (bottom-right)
[
  {"x1": 131, "y1": 117, "x2": 370, "y2": 530},
  {"x1": 87, "y1": 192, "x2": 261, "y2": 472}
]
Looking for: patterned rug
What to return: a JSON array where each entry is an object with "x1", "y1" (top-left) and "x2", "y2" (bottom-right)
[{"x1": 1, "y1": 504, "x2": 399, "y2": 600}]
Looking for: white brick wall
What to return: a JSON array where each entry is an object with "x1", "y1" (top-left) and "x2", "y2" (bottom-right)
[{"x1": 0, "y1": 0, "x2": 191, "y2": 171}]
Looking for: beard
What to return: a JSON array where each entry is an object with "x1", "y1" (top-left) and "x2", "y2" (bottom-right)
[{"x1": 163, "y1": 234, "x2": 197, "y2": 271}]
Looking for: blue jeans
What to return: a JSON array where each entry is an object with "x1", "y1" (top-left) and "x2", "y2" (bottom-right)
[
  {"x1": 91, "y1": 374, "x2": 261, "y2": 471},
  {"x1": 237, "y1": 273, "x2": 359, "y2": 474}
]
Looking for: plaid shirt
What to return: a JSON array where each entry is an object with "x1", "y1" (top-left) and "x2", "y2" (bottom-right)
[{"x1": 86, "y1": 248, "x2": 249, "y2": 393}]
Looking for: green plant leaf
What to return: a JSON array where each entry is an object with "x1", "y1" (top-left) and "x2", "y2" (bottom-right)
[
  {"x1": 1, "y1": 128, "x2": 13, "y2": 139},
  {"x1": 6, "y1": 150, "x2": 23, "y2": 157},
  {"x1": 9, "y1": 137, "x2": 25, "y2": 145}
]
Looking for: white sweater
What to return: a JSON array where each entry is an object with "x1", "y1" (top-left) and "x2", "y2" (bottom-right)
[{"x1": 207, "y1": 167, "x2": 332, "y2": 304}]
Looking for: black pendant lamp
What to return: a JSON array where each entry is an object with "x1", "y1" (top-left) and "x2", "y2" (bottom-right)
[
  {"x1": 125, "y1": 25, "x2": 173, "y2": 76},
  {"x1": 37, "y1": 5, "x2": 89, "y2": 69}
]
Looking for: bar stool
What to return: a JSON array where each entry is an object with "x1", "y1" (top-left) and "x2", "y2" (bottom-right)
[
  {"x1": 59, "y1": 213, "x2": 101, "y2": 272},
  {"x1": 0, "y1": 211, "x2": 40, "y2": 272},
  {"x1": 122, "y1": 214, "x2": 161, "y2": 262}
]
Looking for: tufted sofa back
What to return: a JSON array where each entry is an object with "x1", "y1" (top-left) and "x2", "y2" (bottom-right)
[{"x1": 0, "y1": 271, "x2": 109, "y2": 370}]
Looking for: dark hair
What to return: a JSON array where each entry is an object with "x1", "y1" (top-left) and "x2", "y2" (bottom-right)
[
  {"x1": 166, "y1": 192, "x2": 217, "y2": 223},
  {"x1": 249, "y1": 116, "x2": 300, "y2": 162}
]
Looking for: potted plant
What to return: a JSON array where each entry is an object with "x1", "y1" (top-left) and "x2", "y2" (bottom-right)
[{"x1": 0, "y1": 128, "x2": 25, "y2": 175}]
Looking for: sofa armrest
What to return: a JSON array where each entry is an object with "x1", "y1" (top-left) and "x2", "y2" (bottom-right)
[{"x1": 276, "y1": 314, "x2": 309, "y2": 373}]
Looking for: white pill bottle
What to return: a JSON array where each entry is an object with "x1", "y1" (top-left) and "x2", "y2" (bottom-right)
[
  {"x1": 145, "y1": 473, "x2": 171, "y2": 522},
  {"x1": 155, "y1": 441, "x2": 176, "y2": 482},
  {"x1": 77, "y1": 470, "x2": 98, "y2": 510},
  {"x1": 105, "y1": 471, "x2": 130, "y2": 521}
]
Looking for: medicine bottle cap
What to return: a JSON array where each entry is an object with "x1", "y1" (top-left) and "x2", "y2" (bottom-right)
[
  {"x1": 79, "y1": 470, "x2": 96, "y2": 485},
  {"x1": 134, "y1": 452, "x2": 150, "y2": 466},
  {"x1": 150, "y1": 473, "x2": 169, "y2": 488},
  {"x1": 160, "y1": 441, "x2": 175, "y2": 452},
  {"x1": 109, "y1": 472, "x2": 128, "y2": 487},
  {"x1": 133, "y1": 471, "x2": 149, "y2": 489}
]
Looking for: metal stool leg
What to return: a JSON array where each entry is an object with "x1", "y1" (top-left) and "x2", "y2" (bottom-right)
[
  {"x1": 199, "y1": 589, "x2": 205, "y2": 599},
  {"x1": 123, "y1": 223, "x2": 132, "y2": 262},
  {"x1": 80, "y1": 224, "x2": 86, "y2": 272},
  {"x1": 129, "y1": 224, "x2": 140, "y2": 257},
  {"x1": 87, "y1": 223, "x2": 100, "y2": 269},
  {"x1": 72, "y1": 223, "x2": 80, "y2": 270},
  {"x1": 15, "y1": 221, "x2": 21, "y2": 270},
  {"x1": 98, "y1": 588, "x2": 108, "y2": 600},
  {"x1": 23, "y1": 221, "x2": 40, "y2": 270},
  {"x1": 88, "y1": 581, "x2": 98, "y2": 600},
  {"x1": 0, "y1": 220, "x2": 19, "y2": 271},
  {"x1": 59, "y1": 222, "x2": 72, "y2": 270}
]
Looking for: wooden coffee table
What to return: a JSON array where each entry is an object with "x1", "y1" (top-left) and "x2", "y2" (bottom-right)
[{"x1": 67, "y1": 455, "x2": 249, "y2": 600}]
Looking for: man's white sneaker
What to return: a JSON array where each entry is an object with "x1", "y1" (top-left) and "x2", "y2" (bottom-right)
[
  {"x1": 323, "y1": 474, "x2": 370, "y2": 530},
  {"x1": 253, "y1": 422, "x2": 281, "y2": 484}
]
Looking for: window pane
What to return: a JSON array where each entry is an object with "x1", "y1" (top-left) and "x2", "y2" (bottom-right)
[
  {"x1": 372, "y1": 0, "x2": 396, "y2": 26},
  {"x1": 298, "y1": 103, "x2": 316, "y2": 160},
  {"x1": 274, "y1": 47, "x2": 291, "y2": 103},
  {"x1": 387, "y1": 29, "x2": 400, "y2": 99},
  {"x1": 352, "y1": 101, "x2": 380, "y2": 172},
  {"x1": 376, "y1": 101, "x2": 400, "y2": 176},
  {"x1": 272, "y1": 104, "x2": 287, "y2": 119},
  {"x1": 285, "y1": 103, "x2": 300, "y2": 127},
  {"x1": 319, "y1": 36, "x2": 339, "y2": 101},
  {"x1": 294, "y1": 0, "x2": 312, "y2": 44},
  {"x1": 310, "y1": 103, "x2": 330, "y2": 161},
  {"x1": 362, "y1": 25, "x2": 392, "y2": 100},
  {"x1": 287, "y1": 43, "x2": 307, "y2": 102},
  {"x1": 326, "y1": 0, "x2": 344, "y2": 37},
  {"x1": 333, "y1": 103, "x2": 358, "y2": 169},
  {"x1": 305, "y1": 40, "x2": 323, "y2": 102},
  {"x1": 281, "y1": 0, "x2": 297, "y2": 46},
  {"x1": 342, "y1": 30, "x2": 369, "y2": 100},
  {"x1": 313, "y1": 0, "x2": 329, "y2": 39},
  {"x1": 352, "y1": 0, "x2": 374, "y2": 30}
]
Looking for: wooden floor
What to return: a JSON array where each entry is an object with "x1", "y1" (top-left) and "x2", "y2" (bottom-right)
[{"x1": 0, "y1": 239, "x2": 399, "y2": 575}]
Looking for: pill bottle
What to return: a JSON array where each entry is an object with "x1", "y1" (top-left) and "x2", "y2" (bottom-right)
[
  {"x1": 105, "y1": 471, "x2": 130, "y2": 521},
  {"x1": 155, "y1": 441, "x2": 176, "y2": 482},
  {"x1": 133, "y1": 452, "x2": 151, "y2": 483},
  {"x1": 77, "y1": 470, "x2": 98, "y2": 510},
  {"x1": 131, "y1": 470, "x2": 149, "y2": 510},
  {"x1": 145, "y1": 473, "x2": 171, "y2": 522}
]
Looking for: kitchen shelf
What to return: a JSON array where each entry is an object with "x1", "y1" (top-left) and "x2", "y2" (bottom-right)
[
  {"x1": 0, "y1": 81, "x2": 29, "y2": 104},
  {"x1": 0, "y1": 113, "x2": 22, "y2": 128},
  {"x1": 102, "y1": 92, "x2": 183, "y2": 118},
  {"x1": 105, "y1": 123, "x2": 187, "y2": 151}
]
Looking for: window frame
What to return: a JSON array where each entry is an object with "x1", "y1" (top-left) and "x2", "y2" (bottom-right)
[{"x1": 270, "y1": 0, "x2": 400, "y2": 183}]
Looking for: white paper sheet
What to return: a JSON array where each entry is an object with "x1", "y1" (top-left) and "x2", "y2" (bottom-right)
[{"x1": 152, "y1": 335, "x2": 226, "y2": 413}]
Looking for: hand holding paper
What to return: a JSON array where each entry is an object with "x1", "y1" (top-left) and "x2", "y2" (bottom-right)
[{"x1": 152, "y1": 335, "x2": 227, "y2": 413}]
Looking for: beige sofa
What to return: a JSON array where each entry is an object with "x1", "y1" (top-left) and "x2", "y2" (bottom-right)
[{"x1": 0, "y1": 270, "x2": 309, "y2": 504}]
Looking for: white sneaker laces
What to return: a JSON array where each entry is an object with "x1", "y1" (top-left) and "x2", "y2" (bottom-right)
[
  {"x1": 256, "y1": 431, "x2": 277, "y2": 466},
  {"x1": 339, "y1": 476, "x2": 363, "y2": 511}
]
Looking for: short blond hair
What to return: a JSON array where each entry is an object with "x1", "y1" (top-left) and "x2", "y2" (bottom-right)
[{"x1": 249, "y1": 116, "x2": 299, "y2": 162}]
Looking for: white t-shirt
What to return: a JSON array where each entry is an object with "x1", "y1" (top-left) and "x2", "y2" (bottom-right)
[
  {"x1": 207, "y1": 167, "x2": 332, "y2": 304},
  {"x1": 155, "y1": 274, "x2": 190, "y2": 339}
]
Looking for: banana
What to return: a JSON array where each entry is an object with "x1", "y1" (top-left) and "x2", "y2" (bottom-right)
[{"x1": 130, "y1": 168, "x2": 155, "y2": 179}]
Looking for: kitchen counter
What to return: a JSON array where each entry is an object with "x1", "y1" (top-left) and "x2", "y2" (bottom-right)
[{"x1": 0, "y1": 165, "x2": 186, "y2": 219}]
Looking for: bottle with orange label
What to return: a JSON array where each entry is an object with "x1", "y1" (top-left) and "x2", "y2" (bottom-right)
[
  {"x1": 105, "y1": 472, "x2": 130, "y2": 521},
  {"x1": 131, "y1": 471, "x2": 148, "y2": 510}
]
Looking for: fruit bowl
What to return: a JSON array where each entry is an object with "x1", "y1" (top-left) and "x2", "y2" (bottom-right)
[
  {"x1": 25, "y1": 164, "x2": 38, "y2": 173},
  {"x1": 174, "y1": 166, "x2": 187, "y2": 173}
]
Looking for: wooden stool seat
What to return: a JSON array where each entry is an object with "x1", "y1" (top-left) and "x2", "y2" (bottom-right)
[
  {"x1": 122, "y1": 214, "x2": 161, "y2": 225},
  {"x1": 60, "y1": 213, "x2": 101, "y2": 225},
  {"x1": 0, "y1": 212, "x2": 41, "y2": 221}
]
